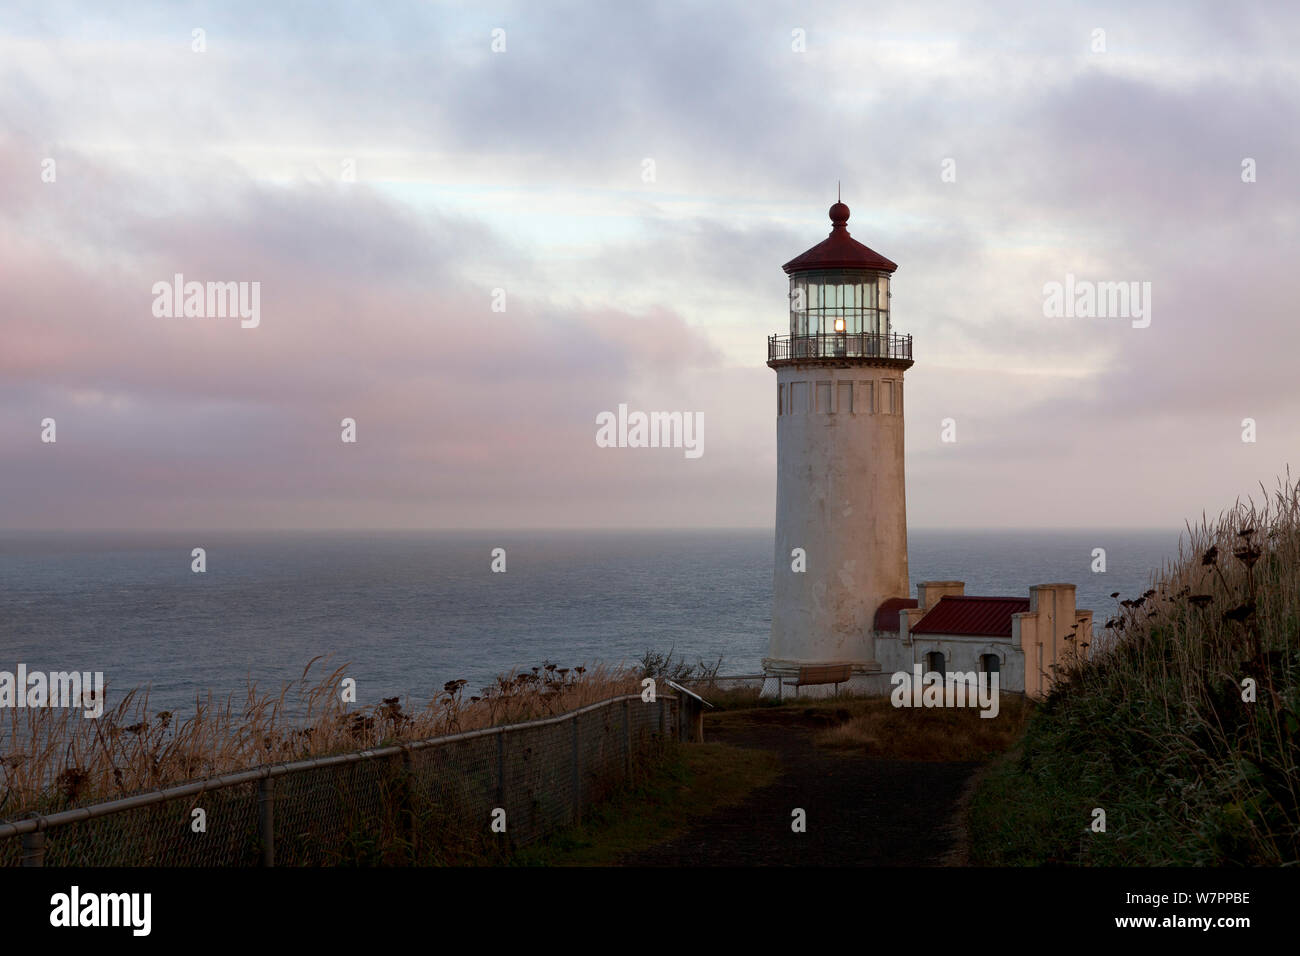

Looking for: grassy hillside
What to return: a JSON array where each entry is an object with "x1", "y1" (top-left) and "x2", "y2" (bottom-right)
[{"x1": 971, "y1": 476, "x2": 1300, "y2": 865}]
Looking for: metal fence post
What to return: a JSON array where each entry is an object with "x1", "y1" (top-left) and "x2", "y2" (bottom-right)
[
  {"x1": 20, "y1": 830, "x2": 45, "y2": 867},
  {"x1": 401, "y1": 748, "x2": 417, "y2": 859},
  {"x1": 571, "y1": 714, "x2": 581, "y2": 825},
  {"x1": 258, "y1": 777, "x2": 275, "y2": 867},
  {"x1": 622, "y1": 698, "x2": 631, "y2": 780},
  {"x1": 496, "y1": 732, "x2": 505, "y2": 808}
]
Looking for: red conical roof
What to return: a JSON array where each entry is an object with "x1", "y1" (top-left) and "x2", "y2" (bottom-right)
[{"x1": 782, "y1": 201, "x2": 898, "y2": 274}]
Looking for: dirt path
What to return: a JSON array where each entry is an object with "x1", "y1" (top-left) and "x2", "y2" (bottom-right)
[{"x1": 621, "y1": 708, "x2": 980, "y2": 866}]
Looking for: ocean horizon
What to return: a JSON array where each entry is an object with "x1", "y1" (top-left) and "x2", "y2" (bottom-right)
[{"x1": 1, "y1": 527, "x2": 1186, "y2": 716}]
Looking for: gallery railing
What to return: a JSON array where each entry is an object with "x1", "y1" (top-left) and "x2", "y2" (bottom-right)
[{"x1": 767, "y1": 332, "x2": 913, "y2": 363}]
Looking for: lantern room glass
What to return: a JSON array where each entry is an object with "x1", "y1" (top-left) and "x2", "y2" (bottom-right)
[{"x1": 789, "y1": 270, "x2": 890, "y2": 339}]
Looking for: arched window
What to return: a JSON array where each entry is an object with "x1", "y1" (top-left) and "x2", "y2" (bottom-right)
[{"x1": 980, "y1": 654, "x2": 1000, "y2": 675}]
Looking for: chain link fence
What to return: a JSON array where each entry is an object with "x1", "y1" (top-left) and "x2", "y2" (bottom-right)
[{"x1": 0, "y1": 693, "x2": 681, "y2": 866}]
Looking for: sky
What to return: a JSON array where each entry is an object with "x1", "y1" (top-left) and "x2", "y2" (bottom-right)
[{"x1": 1, "y1": 0, "x2": 1297, "y2": 531}]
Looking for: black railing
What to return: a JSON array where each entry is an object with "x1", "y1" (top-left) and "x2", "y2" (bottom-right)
[{"x1": 767, "y1": 332, "x2": 913, "y2": 363}]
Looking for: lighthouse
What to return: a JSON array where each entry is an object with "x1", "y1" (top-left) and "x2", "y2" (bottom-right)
[{"x1": 764, "y1": 198, "x2": 913, "y2": 689}]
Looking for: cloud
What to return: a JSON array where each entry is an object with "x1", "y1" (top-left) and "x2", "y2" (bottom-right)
[{"x1": 1, "y1": 0, "x2": 1298, "y2": 530}]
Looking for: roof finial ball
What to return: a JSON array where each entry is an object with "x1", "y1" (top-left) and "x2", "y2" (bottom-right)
[{"x1": 829, "y1": 199, "x2": 850, "y2": 231}]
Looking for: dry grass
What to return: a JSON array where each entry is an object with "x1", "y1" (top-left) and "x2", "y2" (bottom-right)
[
  {"x1": 813, "y1": 695, "x2": 1033, "y2": 761},
  {"x1": 972, "y1": 472, "x2": 1300, "y2": 865},
  {"x1": 1, "y1": 657, "x2": 640, "y2": 819}
]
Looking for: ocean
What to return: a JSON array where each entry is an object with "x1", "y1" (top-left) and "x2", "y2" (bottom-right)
[{"x1": 0, "y1": 528, "x2": 1183, "y2": 715}]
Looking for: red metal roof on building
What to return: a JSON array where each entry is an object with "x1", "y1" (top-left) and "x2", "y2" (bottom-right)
[
  {"x1": 910, "y1": 596, "x2": 1031, "y2": 638},
  {"x1": 874, "y1": 597, "x2": 918, "y2": 631},
  {"x1": 782, "y1": 202, "x2": 898, "y2": 275}
]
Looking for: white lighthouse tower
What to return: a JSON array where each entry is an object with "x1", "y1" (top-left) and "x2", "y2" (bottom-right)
[{"x1": 764, "y1": 198, "x2": 913, "y2": 688}]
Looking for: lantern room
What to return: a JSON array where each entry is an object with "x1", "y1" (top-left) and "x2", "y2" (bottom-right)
[
  {"x1": 787, "y1": 269, "x2": 891, "y2": 338},
  {"x1": 770, "y1": 200, "x2": 909, "y2": 365}
]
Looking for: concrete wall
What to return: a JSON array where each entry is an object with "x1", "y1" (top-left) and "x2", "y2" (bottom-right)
[
  {"x1": 766, "y1": 364, "x2": 909, "y2": 673},
  {"x1": 905, "y1": 635, "x2": 1026, "y2": 693},
  {"x1": 916, "y1": 580, "x2": 964, "y2": 609},
  {"x1": 1015, "y1": 583, "x2": 1091, "y2": 699}
]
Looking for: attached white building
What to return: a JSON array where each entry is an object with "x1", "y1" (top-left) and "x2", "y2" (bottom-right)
[{"x1": 874, "y1": 581, "x2": 1094, "y2": 697}]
